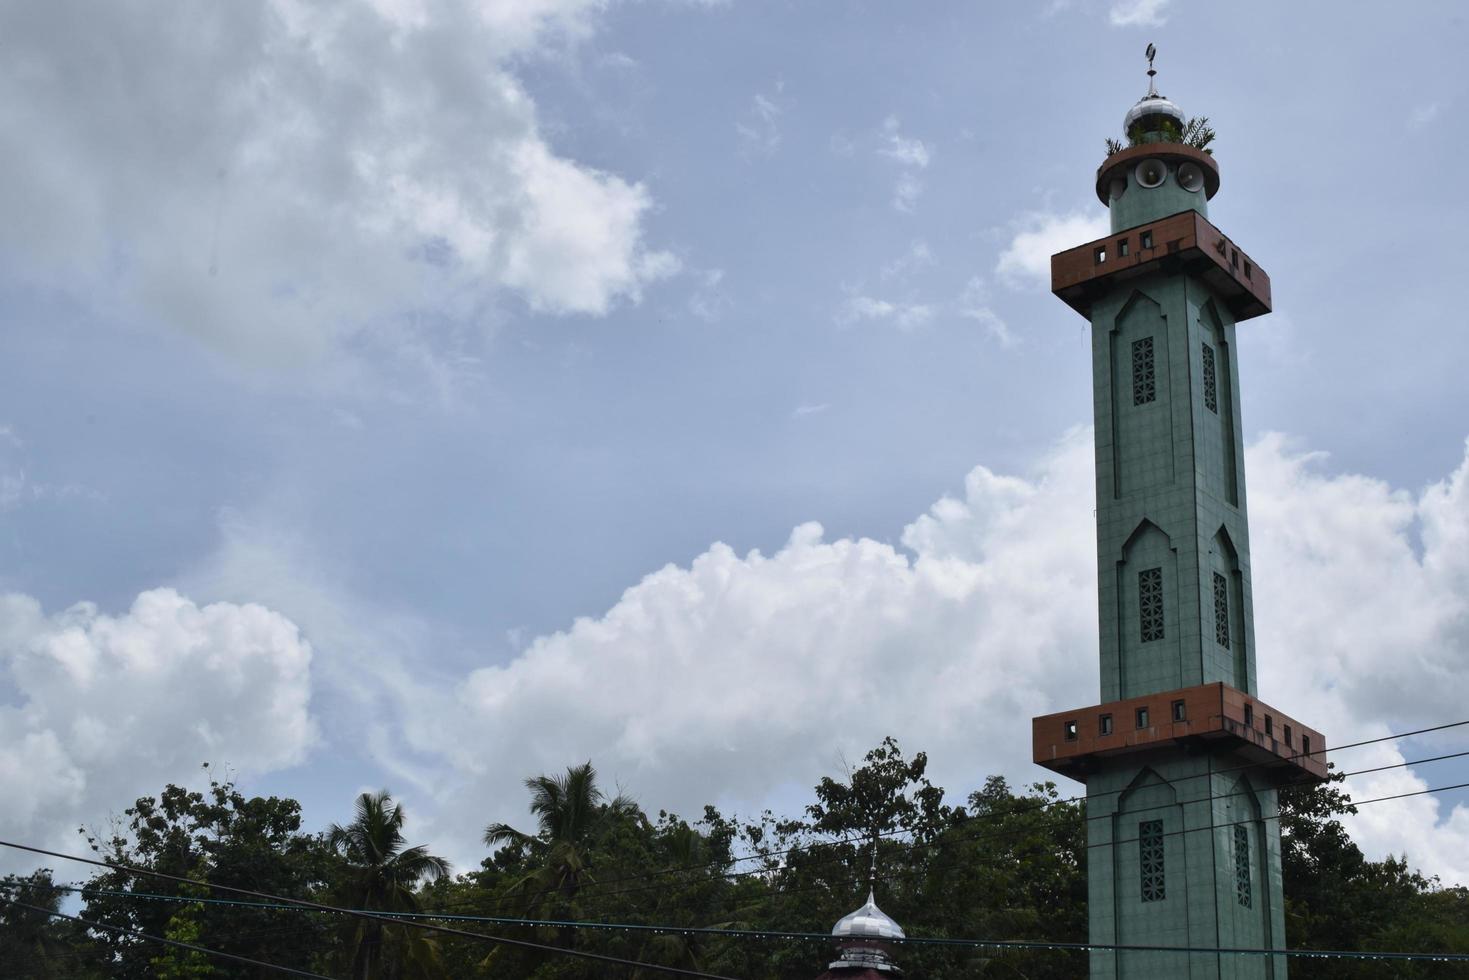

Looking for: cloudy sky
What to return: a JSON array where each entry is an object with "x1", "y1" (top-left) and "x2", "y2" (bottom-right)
[{"x1": 4, "y1": 0, "x2": 1469, "y2": 889}]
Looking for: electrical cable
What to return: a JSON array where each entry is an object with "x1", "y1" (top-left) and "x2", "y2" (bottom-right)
[
  {"x1": 0, "y1": 839, "x2": 744, "y2": 980},
  {"x1": 13, "y1": 775, "x2": 1469, "y2": 964},
  {"x1": 0, "y1": 895, "x2": 335, "y2": 979},
  {"x1": 467, "y1": 716, "x2": 1469, "y2": 915},
  {"x1": 7, "y1": 723, "x2": 1461, "y2": 959},
  {"x1": 556, "y1": 744, "x2": 1469, "y2": 916},
  {"x1": 566, "y1": 774, "x2": 1469, "y2": 921},
  {"x1": 24, "y1": 876, "x2": 1469, "y2": 963}
]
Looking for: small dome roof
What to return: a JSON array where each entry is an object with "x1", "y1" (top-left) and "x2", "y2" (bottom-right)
[
  {"x1": 832, "y1": 891, "x2": 905, "y2": 941},
  {"x1": 1124, "y1": 95, "x2": 1186, "y2": 134}
]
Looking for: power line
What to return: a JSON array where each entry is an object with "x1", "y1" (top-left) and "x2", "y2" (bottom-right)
[
  {"x1": 0, "y1": 839, "x2": 743, "y2": 980},
  {"x1": 16, "y1": 775, "x2": 1469, "y2": 964},
  {"x1": 550, "y1": 744, "x2": 1469, "y2": 916},
  {"x1": 567, "y1": 774, "x2": 1469, "y2": 920},
  {"x1": 27, "y1": 884, "x2": 1469, "y2": 964},
  {"x1": 477, "y1": 716, "x2": 1469, "y2": 913},
  {"x1": 7, "y1": 721, "x2": 1461, "y2": 940},
  {"x1": 0, "y1": 896, "x2": 334, "y2": 979}
]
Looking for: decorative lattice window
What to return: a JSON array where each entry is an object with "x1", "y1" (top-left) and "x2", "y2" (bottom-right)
[
  {"x1": 1202, "y1": 342, "x2": 1218, "y2": 413},
  {"x1": 1139, "y1": 568, "x2": 1164, "y2": 642},
  {"x1": 1140, "y1": 820, "x2": 1165, "y2": 902},
  {"x1": 1132, "y1": 337, "x2": 1156, "y2": 405},
  {"x1": 1213, "y1": 572, "x2": 1230, "y2": 648},
  {"x1": 1234, "y1": 824, "x2": 1252, "y2": 908}
]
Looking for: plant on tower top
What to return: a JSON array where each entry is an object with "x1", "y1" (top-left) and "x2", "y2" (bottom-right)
[{"x1": 1106, "y1": 115, "x2": 1216, "y2": 157}]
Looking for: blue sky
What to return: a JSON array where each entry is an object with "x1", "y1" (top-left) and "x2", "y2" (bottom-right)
[{"x1": 3, "y1": 0, "x2": 1469, "y2": 883}]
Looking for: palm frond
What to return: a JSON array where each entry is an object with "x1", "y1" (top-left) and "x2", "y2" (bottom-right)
[{"x1": 483, "y1": 821, "x2": 531, "y2": 847}]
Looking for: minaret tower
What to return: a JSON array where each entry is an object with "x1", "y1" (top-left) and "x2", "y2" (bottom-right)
[{"x1": 1031, "y1": 48, "x2": 1327, "y2": 979}]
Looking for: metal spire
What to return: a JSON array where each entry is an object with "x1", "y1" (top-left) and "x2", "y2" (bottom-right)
[
  {"x1": 867, "y1": 832, "x2": 878, "y2": 898},
  {"x1": 1145, "y1": 43, "x2": 1159, "y2": 97}
]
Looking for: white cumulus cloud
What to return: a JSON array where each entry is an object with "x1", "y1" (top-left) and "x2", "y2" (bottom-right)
[
  {"x1": 48, "y1": 429, "x2": 1469, "y2": 885},
  {"x1": 0, "y1": 0, "x2": 676, "y2": 362},
  {"x1": 391, "y1": 428, "x2": 1100, "y2": 859},
  {"x1": 0, "y1": 588, "x2": 316, "y2": 868},
  {"x1": 390, "y1": 430, "x2": 1469, "y2": 884},
  {"x1": 997, "y1": 209, "x2": 1108, "y2": 288}
]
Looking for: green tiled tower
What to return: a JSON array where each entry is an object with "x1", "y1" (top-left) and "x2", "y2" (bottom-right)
[{"x1": 1031, "y1": 50, "x2": 1327, "y2": 979}]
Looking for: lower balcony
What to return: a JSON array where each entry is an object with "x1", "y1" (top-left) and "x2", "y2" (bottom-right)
[{"x1": 1031, "y1": 681, "x2": 1327, "y2": 785}]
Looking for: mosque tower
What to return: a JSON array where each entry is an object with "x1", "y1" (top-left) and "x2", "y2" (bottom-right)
[{"x1": 1031, "y1": 47, "x2": 1328, "y2": 978}]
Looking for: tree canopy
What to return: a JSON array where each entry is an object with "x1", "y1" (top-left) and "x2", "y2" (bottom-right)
[{"x1": 1, "y1": 747, "x2": 1465, "y2": 979}]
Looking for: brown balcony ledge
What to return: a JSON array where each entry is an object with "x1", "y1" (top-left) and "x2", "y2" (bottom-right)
[
  {"x1": 1050, "y1": 210, "x2": 1271, "y2": 322},
  {"x1": 1032, "y1": 681, "x2": 1327, "y2": 785}
]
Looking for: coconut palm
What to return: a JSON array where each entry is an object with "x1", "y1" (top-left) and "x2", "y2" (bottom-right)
[
  {"x1": 328, "y1": 790, "x2": 450, "y2": 980},
  {"x1": 484, "y1": 761, "x2": 640, "y2": 913}
]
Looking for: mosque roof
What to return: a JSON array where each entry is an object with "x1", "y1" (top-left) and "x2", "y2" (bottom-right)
[{"x1": 831, "y1": 890, "x2": 906, "y2": 941}]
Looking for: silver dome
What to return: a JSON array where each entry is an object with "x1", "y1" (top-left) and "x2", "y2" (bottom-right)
[
  {"x1": 1124, "y1": 95, "x2": 1186, "y2": 133},
  {"x1": 832, "y1": 891, "x2": 906, "y2": 941}
]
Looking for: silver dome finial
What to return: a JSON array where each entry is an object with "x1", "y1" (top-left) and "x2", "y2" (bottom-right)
[
  {"x1": 1124, "y1": 43, "x2": 1185, "y2": 134},
  {"x1": 831, "y1": 891, "x2": 906, "y2": 941}
]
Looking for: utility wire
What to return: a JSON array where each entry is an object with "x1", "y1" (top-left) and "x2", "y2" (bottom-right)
[
  {"x1": 0, "y1": 839, "x2": 743, "y2": 980},
  {"x1": 562, "y1": 772, "x2": 1469, "y2": 921},
  {"x1": 27, "y1": 883, "x2": 1469, "y2": 963},
  {"x1": 0, "y1": 896, "x2": 335, "y2": 979},
  {"x1": 16, "y1": 775, "x2": 1469, "y2": 964},
  {"x1": 554, "y1": 744, "x2": 1469, "y2": 916},
  {"x1": 8, "y1": 723, "x2": 1461, "y2": 937},
  {"x1": 474, "y1": 716, "x2": 1469, "y2": 914}
]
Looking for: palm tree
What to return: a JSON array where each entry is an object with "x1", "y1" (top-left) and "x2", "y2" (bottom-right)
[
  {"x1": 328, "y1": 790, "x2": 450, "y2": 980},
  {"x1": 484, "y1": 762, "x2": 639, "y2": 914}
]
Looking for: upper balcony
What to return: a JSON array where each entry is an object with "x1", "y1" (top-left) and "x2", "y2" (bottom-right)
[
  {"x1": 1032, "y1": 681, "x2": 1327, "y2": 785},
  {"x1": 1051, "y1": 210, "x2": 1272, "y2": 322}
]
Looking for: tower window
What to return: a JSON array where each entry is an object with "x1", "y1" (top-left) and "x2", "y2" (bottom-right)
[
  {"x1": 1140, "y1": 820, "x2": 1165, "y2": 902},
  {"x1": 1172, "y1": 699, "x2": 1187, "y2": 722},
  {"x1": 1230, "y1": 248, "x2": 1239, "y2": 269},
  {"x1": 1202, "y1": 343, "x2": 1218, "y2": 414},
  {"x1": 1117, "y1": 238, "x2": 1130, "y2": 257},
  {"x1": 1284, "y1": 724, "x2": 1293, "y2": 747},
  {"x1": 1243, "y1": 260, "x2": 1253, "y2": 280},
  {"x1": 1234, "y1": 824, "x2": 1252, "y2": 908},
  {"x1": 1244, "y1": 703, "x2": 1254, "y2": 728},
  {"x1": 1140, "y1": 230, "x2": 1154, "y2": 250},
  {"x1": 1265, "y1": 715, "x2": 1274, "y2": 738},
  {"x1": 1064, "y1": 719, "x2": 1078, "y2": 741},
  {"x1": 1095, "y1": 246, "x2": 1107, "y2": 264},
  {"x1": 1136, "y1": 706, "x2": 1150, "y2": 729},
  {"x1": 1132, "y1": 337, "x2": 1156, "y2": 405},
  {"x1": 1139, "y1": 567, "x2": 1164, "y2": 642},
  {"x1": 1213, "y1": 572, "x2": 1230, "y2": 648},
  {"x1": 1100, "y1": 714, "x2": 1114, "y2": 736},
  {"x1": 1303, "y1": 734, "x2": 1312, "y2": 756}
]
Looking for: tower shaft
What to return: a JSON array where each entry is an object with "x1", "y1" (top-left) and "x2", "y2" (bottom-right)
[{"x1": 1031, "y1": 68, "x2": 1325, "y2": 980}]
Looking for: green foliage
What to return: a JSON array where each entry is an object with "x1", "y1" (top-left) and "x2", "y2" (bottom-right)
[
  {"x1": 1281, "y1": 767, "x2": 1469, "y2": 978},
  {"x1": 1108, "y1": 115, "x2": 1216, "y2": 157},
  {"x1": 77, "y1": 767, "x2": 339, "y2": 978},
  {"x1": 149, "y1": 875, "x2": 214, "y2": 978},
  {"x1": 328, "y1": 790, "x2": 450, "y2": 979},
  {"x1": 0, "y1": 868, "x2": 106, "y2": 978},
  {"x1": 27, "y1": 747, "x2": 1469, "y2": 978}
]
